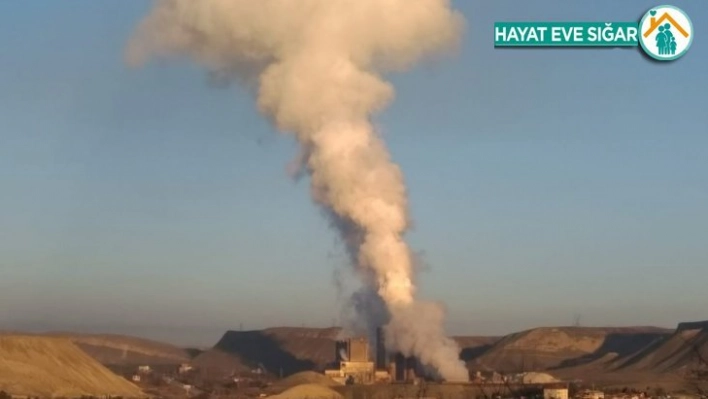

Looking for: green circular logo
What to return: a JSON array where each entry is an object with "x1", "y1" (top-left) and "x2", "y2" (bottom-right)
[{"x1": 638, "y1": 5, "x2": 693, "y2": 61}]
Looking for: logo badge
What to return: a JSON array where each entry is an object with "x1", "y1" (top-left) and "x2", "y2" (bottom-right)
[{"x1": 638, "y1": 5, "x2": 693, "y2": 61}]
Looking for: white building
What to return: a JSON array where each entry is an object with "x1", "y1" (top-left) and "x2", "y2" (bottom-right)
[{"x1": 543, "y1": 384, "x2": 569, "y2": 399}]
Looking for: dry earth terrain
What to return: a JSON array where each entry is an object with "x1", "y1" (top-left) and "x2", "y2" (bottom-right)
[
  {"x1": 0, "y1": 335, "x2": 143, "y2": 397},
  {"x1": 4, "y1": 320, "x2": 706, "y2": 394},
  {"x1": 468, "y1": 326, "x2": 673, "y2": 372},
  {"x1": 47, "y1": 331, "x2": 192, "y2": 366}
]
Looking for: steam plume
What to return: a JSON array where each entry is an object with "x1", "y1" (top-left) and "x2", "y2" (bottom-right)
[
  {"x1": 339, "y1": 348, "x2": 349, "y2": 362},
  {"x1": 127, "y1": 0, "x2": 467, "y2": 381}
]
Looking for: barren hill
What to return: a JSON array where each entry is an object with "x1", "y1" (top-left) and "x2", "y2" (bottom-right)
[
  {"x1": 0, "y1": 335, "x2": 143, "y2": 398},
  {"x1": 192, "y1": 327, "x2": 501, "y2": 379},
  {"x1": 193, "y1": 327, "x2": 341, "y2": 378},
  {"x1": 47, "y1": 332, "x2": 191, "y2": 366},
  {"x1": 612, "y1": 321, "x2": 708, "y2": 374},
  {"x1": 547, "y1": 322, "x2": 708, "y2": 390},
  {"x1": 468, "y1": 326, "x2": 671, "y2": 372}
]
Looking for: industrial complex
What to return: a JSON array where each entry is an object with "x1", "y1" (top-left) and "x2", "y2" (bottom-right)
[{"x1": 324, "y1": 327, "x2": 422, "y2": 384}]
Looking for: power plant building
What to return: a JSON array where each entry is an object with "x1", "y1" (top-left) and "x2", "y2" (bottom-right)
[
  {"x1": 347, "y1": 337, "x2": 369, "y2": 362},
  {"x1": 325, "y1": 337, "x2": 375, "y2": 384},
  {"x1": 376, "y1": 327, "x2": 423, "y2": 383},
  {"x1": 324, "y1": 328, "x2": 423, "y2": 384}
]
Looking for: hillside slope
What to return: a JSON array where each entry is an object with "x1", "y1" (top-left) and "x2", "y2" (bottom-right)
[
  {"x1": 192, "y1": 327, "x2": 501, "y2": 378},
  {"x1": 613, "y1": 321, "x2": 708, "y2": 374},
  {"x1": 48, "y1": 332, "x2": 191, "y2": 365},
  {"x1": 453, "y1": 336, "x2": 501, "y2": 361},
  {"x1": 193, "y1": 327, "x2": 341, "y2": 377},
  {"x1": 0, "y1": 335, "x2": 143, "y2": 397},
  {"x1": 549, "y1": 322, "x2": 708, "y2": 390},
  {"x1": 468, "y1": 326, "x2": 671, "y2": 372}
]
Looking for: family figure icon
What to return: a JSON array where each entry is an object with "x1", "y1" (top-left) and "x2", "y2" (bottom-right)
[{"x1": 655, "y1": 24, "x2": 677, "y2": 55}]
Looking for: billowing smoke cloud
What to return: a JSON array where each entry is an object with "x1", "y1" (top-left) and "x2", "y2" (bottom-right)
[{"x1": 126, "y1": 0, "x2": 467, "y2": 381}]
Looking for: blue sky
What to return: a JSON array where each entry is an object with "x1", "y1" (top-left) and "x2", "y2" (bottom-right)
[{"x1": 1, "y1": 1, "x2": 706, "y2": 346}]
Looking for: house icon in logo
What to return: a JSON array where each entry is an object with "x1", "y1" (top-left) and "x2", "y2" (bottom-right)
[
  {"x1": 643, "y1": 11, "x2": 689, "y2": 38},
  {"x1": 638, "y1": 5, "x2": 693, "y2": 61}
]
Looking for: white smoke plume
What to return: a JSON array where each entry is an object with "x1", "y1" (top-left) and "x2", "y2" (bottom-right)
[
  {"x1": 126, "y1": 0, "x2": 468, "y2": 381},
  {"x1": 339, "y1": 348, "x2": 349, "y2": 362}
]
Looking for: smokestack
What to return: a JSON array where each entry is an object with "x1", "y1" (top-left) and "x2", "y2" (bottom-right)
[
  {"x1": 375, "y1": 327, "x2": 386, "y2": 370},
  {"x1": 126, "y1": 0, "x2": 468, "y2": 382}
]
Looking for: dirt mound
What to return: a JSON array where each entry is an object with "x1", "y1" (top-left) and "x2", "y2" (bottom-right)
[
  {"x1": 270, "y1": 383, "x2": 342, "y2": 399},
  {"x1": 469, "y1": 326, "x2": 671, "y2": 372},
  {"x1": 613, "y1": 321, "x2": 708, "y2": 373},
  {"x1": 195, "y1": 327, "x2": 341, "y2": 377},
  {"x1": 0, "y1": 335, "x2": 143, "y2": 397},
  {"x1": 191, "y1": 348, "x2": 251, "y2": 378},
  {"x1": 279, "y1": 371, "x2": 340, "y2": 387}
]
